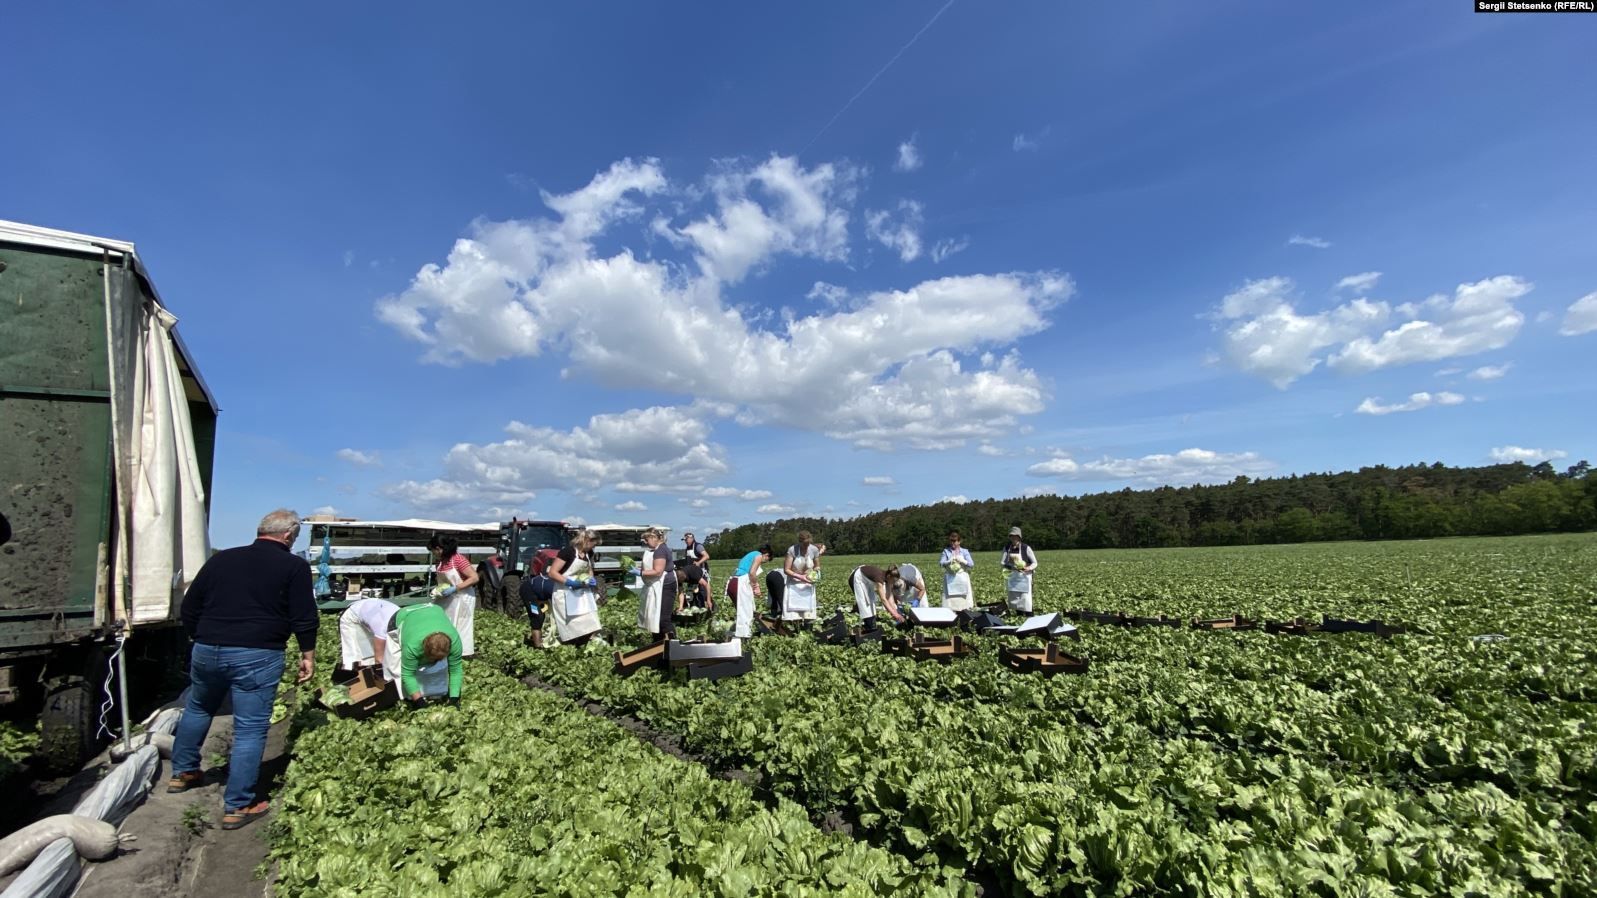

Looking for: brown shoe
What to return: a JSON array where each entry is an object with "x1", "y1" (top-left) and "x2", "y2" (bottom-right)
[
  {"x1": 221, "y1": 800, "x2": 270, "y2": 830},
  {"x1": 166, "y1": 770, "x2": 204, "y2": 793}
]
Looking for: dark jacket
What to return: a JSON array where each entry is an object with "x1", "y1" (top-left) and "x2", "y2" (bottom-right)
[{"x1": 181, "y1": 538, "x2": 318, "y2": 652}]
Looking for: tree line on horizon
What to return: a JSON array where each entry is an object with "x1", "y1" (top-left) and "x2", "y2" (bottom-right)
[{"x1": 704, "y1": 460, "x2": 1595, "y2": 559}]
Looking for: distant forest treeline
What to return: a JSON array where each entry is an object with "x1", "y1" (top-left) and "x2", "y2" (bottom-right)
[{"x1": 704, "y1": 460, "x2": 1595, "y2": 558}]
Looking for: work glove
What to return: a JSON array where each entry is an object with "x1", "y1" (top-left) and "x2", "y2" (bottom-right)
[
  {"x1": 585, "y1": 578, "x2": 599, "y2": 590},
  {"x1": 437, "y1": 585, "x2": 458, "y2": 598}
]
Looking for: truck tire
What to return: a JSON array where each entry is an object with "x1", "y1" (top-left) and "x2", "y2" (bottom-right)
[
  {"x1": 40, "y1": 674, "x2": 95, "y2": 772},
  {"x1": 501, "y1": 573, "x2": 521, "y2": 618}
]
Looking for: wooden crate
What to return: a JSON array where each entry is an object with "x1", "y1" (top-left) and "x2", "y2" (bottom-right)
[
  {"x1": 613, "y1": 638, "x2": 669, "y2": 675},
  {"x1": 1264, "y1": 618, "x2": 1319, "y2": 636},
  {"x1": 1191, "y1": 614, "x2": 1258, "y2": 631},
  {"x1": 1000, "y1": 643, "x2": 1089, "y2": 676},
  {"x1": 909, "y1": 634, "x2": 977, "y2": 663},
  {"x1": 1128, "y1": 614, "x2": 1181, "y2": 628},
  {"x1": 1321, "y1": 617, "x2": 1407, "y2": 638}
]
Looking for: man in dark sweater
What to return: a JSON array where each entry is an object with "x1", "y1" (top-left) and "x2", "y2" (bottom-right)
[{"x1": 167, "y1": 509, "x2": 318, "y2": 830}]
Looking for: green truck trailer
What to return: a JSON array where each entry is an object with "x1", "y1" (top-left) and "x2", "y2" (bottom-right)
[{"x1": 0, "y1": 219, "x2": 218, "y2": 768}]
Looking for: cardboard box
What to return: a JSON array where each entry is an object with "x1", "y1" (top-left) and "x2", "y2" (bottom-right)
[
  {"x1": 906, "y1": 607, "x2": 960, "y2": 628},
  {"x1": 666, "y1": 638, "x2": 743, "y2": 667},
  {"x1": 1000, "y1": 642, "x2": 1089, "y2": 676},
  {"x1": 322, "y1": 667, "x2": 398, "y2": 720}
]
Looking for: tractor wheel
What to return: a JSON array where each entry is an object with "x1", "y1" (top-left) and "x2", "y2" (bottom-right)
[{"x1": 501, "y1": 573, "x2": 522, "y2": 618}]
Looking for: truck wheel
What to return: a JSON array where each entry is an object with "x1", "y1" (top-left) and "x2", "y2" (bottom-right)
[
  {"x1": 501, "y1": 573, "x2": 521, "y2": 618},
  {"x1": 40, "y1": 674, "x2": 96, "y2": 772}
]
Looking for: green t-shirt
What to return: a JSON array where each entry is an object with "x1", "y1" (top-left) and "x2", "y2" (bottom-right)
[{"x1": 395, "y1": 604, "x2": 463, "y2": 698}]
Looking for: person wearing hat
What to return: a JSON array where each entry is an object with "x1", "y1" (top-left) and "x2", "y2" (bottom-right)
[{"x1": 1000, "y1": 527, "x2": 1039, "y2": 613}]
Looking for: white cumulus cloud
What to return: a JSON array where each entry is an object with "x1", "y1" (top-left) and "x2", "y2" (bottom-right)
[
  {"x1": 862, "y1": 475, "x2": 896, "y2": 486},
  {"x1": 1354, "y1": 391, "x2": 1466, "y2": 415},
  {"x1": 1467, "y1": 363, "x2": 1512, "y2": 380},
  {"x1": 1027, "y1": 447, "x2": 1272, "y2": 486},
  {"x1": 615, "y1": 500, "x2": 648, "y2": 512},
  {"x1": 336, "y1": 448, "x2": 381, "y2": 467},
  {"x1": 1336, "y1": 271, "x2": 1381, "y2": 293},
  {"x1": 1288, "y1": 234, "x2": 1332, "y2": 249},
  {"x1": 757, "y1": 503, "x2": 796, "y2": 515},
  {"x1": 1211, "y1": 275, "x2": 1530, "y2": 388},
  {"x1": 894, "y1": 136, "x2": 922, "y2": 172},
  {"x1": 1489, "y1": 446, "x2": 1568, "y2": 463},
  {"x1": 865, "y1": 200, "x2": 924, "y2": 262},
  {"x1": 703, "y1": 487, "x2": 773, "y2": 501},
  {"x1": 1561, "y1": 291, "x2": 1597, "y2": 336},
  {"x1": 938, "y1": 495, "x2": 970, "y2": 504}
]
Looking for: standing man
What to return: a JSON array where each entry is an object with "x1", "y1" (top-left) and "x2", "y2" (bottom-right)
[
  {"x1": 168, "y1": 509, "x2": 316, "y2": 831},
  {"x1": 1000, "y1": 527, "x2": 1039, "y2": 613}
]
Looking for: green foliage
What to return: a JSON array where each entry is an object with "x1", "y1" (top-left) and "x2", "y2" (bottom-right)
[
  {"x1": 473, "y1": 534, "x2": 1597, "y2": 896},
  {"x1": 269, "y1": 617, "x2": 971, "y2": 897},
  {"x1": 709, "y1": 460, "x2": 1596, "y2": 557}
]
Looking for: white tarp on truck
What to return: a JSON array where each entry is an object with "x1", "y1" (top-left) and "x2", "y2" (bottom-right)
[{"x1": 105, "y1": 265, "x2": 210, "y2": 626}]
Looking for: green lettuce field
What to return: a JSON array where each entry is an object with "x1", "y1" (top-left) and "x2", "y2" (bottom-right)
[{"x1": 271, "y1": 534, "x2": 1597, "y2": 896}]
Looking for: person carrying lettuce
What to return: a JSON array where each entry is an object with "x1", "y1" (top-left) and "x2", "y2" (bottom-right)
[
  {"x1": 549, "y1": 529, "x2": 604, "y2": 645},
  {"x1": 393, "y1": 603, "x2": 462, "y2": 705},
  {"x1": 999, "y1": 526, "x2": 1039, "y2": 613},
  {"x1": 939, "y1": 530, "x2": 976, "y2": 611}
]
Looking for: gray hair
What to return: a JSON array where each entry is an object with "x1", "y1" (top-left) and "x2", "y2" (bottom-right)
[{"x1": 257, "y1": 508, "x2": 302, "y2": 536}]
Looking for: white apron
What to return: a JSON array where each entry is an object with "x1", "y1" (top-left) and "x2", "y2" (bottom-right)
[
  {"x1": 942, "y1": 556, "x2": 974, "y2": 612},
  {"x1": 415, "y1": 658, "x2": 450, "y2": 698},
  {"x1": 435, "y1": 565, "x2": 476, "y2": 656},
  {"x1": 381, "y1": 629, "x2": 401, "y2": 683},
  {"x1": 851, "y1": 567, "x2": 878, "y2": 620},
  {"x1": 732, "y1": 572, "x2": 754, "y2": 638},
  {"x1": 638, "y1": 547, "x2": 665, "y2": 634},
  {"x1": 783, "y1": 575, "x2": 817, "y2": 620},
  {"x1": 1005, "y1": 570, "x2": 1033, "y2": 612},
  {"x1": 553, "y1": 557, "x2": 602, "y2": 643}
]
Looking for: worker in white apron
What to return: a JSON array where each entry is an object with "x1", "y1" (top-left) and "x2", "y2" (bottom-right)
[
  {"x1": 891, "y1": 563, "x2": 928, "y2": 609},
  {"x1": 1000, "y1": 527, "x2": 1038, "y2": 613},
  {"x1": 338, "y1": 597, "x2": 400, "y2": 677},
  {"x1": 939, "y1": 530, "x2": 976, "y2": 611},
  {"x1": 729, "y1": 545, "x2": 772, "y2": 638},
  {"x1": 637, "y1": 529, "x2": 676, "y2": 638},
  {"x1": 781, "y1": 533, "x2": 826, "y2": 621},
  {"x1": 849, "y1": 565, "x2": 905, "y2": 630},
  {"x1": 429, "y1": 536, "x2": 478, "y2": 656},
  {"x1": 550, "y1": 532, "x2": 603, "y2": 645}
]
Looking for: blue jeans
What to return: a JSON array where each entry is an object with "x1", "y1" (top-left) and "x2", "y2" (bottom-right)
[{"x1": 171, "y1": 644, "x2": 285, "y2": 810}]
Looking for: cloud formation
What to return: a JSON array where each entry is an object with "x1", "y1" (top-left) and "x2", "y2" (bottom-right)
[
  {"x1": 894, "y1": 136, "x2": 922, "y2": 172},
  {"x1": 1027, "y1": 447, "x2": 1272, "y2": 485},
  {"x1": 1489, "y1": 446, "x2": 1568, "y2": 463},
  {"x1": 1354, "y1": 391, "x2": 1466, "y2": 416},
  {"x1": 336, "y1": 448, "x2": 381, "y2": 467},
  {"x1": 377, "y1": 155, "x2": 1072, "y2": 451},
  {"x1": 1561, "y1": 290, "x2": 1597, "y2": 336},
  {"x1": 1211, "y1": 275, "x2": 1530, "y2": 388},
  {"x1": 1288, "y1": 234, "x2": 1331, "y2": 249}
]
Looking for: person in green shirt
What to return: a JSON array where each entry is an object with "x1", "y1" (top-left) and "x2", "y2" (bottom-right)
[{"x1": 394, "y1": 603, "x2": 463, "y2": 703}]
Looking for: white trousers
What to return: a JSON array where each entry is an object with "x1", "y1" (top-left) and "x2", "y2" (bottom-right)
[{"x1": 338, "y1": 608, "x2": 401, "y2": 681}]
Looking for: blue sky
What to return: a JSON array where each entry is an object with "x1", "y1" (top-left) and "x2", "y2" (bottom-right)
[{"x1": 4, "y1": 2, "x2": 1593, "y2": 548}]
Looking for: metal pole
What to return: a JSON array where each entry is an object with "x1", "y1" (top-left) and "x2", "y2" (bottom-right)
[{"x1": 116, "y1": 630, "x2": 132, "y2": 755}]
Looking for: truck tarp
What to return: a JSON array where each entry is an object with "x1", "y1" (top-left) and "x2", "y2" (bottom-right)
[{"x1": 105, "y1": 268, "x2": 209, "y2": 627}]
